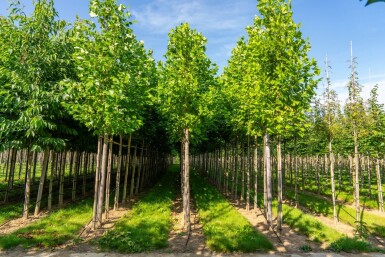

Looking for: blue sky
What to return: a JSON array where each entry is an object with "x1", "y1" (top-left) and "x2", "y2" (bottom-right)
[{"x1": 1, "y1": 0, "x2": 385, "y2": 104}]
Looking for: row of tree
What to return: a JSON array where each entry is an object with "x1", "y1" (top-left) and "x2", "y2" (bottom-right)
[{"x1": 1, "y1": 0, "x2": 384, "y2": 236}]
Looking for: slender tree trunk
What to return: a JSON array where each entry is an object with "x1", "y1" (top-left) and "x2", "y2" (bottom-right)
[
  {"x1": 253, "y1": 135, "x2": 258, "y2": 210},
  {"x1": 129, "y1": 146, "x2": 137, "y2": 198},
  {"x1": 92, "y1": 136, "x2": 103, "y2": 230},
  {"x1": 23, "y1": 146, "x2": 33, "y2": 219},
  {"x1": 294, "y1": 137, "x2": 299, "y2": 208},
  {"x1": 97, "y1": 134, "x2": 109, "y2": 228},
  {"x1": 353, "y1": 125, "x2": 361, "y2": 229},
  {"x1": 277, "y1": 138, "x2": 283, "y2": 231},
  {"x1": 264, "y1": 133, "x2": 272, "y2": 226},
  {"x1": 48, "y1": 151, "x2": 55, "y2": 212},
  {"x1": 329, "y1": 140, "x2": 338, "y2": 223},
  {"x1": 122, "y1": 134, "x2": 132, "y2": 203},
  {"x1": 182, "y1": 127, "x2": 191, "y2": 233},
  {"x1": 114, "y1": 135, "x2": 123, "y2": 210},
  {"x1": 34, "y1": 147, "x2": 50, "y2": 216},
  {"x1": 59, "y1": 151, "x2": 66, "y2": 208},
  {"x1": 376, "y1": 158, "x2": 384, "y2": 212},
  {"x1": 72, "y1": 151, "x2": 79, "y2": 201},
  {"x1": 105, "y1": 138, "x2": 113, "y2": 219},
  {"x1": 135, "y1": 141, "x2": 144, "y2": 195}
]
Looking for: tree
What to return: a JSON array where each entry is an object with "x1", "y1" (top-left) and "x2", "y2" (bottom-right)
[
  {"x1": 157, "y1": 23, "x2": 217, "y2": 234},
  {"x1": 243, "y1": 0, "x2": 319, "y2": 229},
  {"x1": 345, "y1": 42, "x2": 365, "y2": 233},
  {"x1": 0, "y1": 0, "x2": 74, "y2": 218},
  {"x1": 63, "y1": 0, "x2": 155, "y2": 228}
]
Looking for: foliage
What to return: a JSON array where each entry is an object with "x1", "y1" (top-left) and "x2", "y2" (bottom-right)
[
  {"x1": 0, "y1": 0, "x2": 75, "y2": 151},
  {"x1": 63, "y1": 0, "x2": 155, "y2": 136},
  {"x1": 156, "y1": 22, "x2": 217, "y2": 142}
]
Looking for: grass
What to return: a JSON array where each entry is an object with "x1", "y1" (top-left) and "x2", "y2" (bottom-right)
[
  {"x1": 286, "y1": 172, "x2": 383, "y2": 210},
  {"x1": 98, "y1": 165, "x2": 177, "y2": 253},
  {"x1": 0, "y1": 203, "x2": 24, "y2": 225},
  {"x1": 280, "y1": 202, "x2": 343, "y2": 243},
  {"x1": 0, "y1": 198, "x2": 93, "y2": 249},
  {"x1": 286, "y1": 190, "x2": 385, "y2": 239},
  {"x1": 191, "y1": 170, "x2": 273, "y2": 253}
]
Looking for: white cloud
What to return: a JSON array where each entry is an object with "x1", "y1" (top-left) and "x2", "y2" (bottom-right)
[
  {"x1": 131, "y1": 0, "x2": 252, "y2": 34},
  {"x1": 317, "y1": 77, "x2": 385, "y2": 106}
]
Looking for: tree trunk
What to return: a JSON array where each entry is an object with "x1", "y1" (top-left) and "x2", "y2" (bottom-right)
[
  {"x1": 129, "y1": 146, "x2": 137, "y2": 198},
  {"x1": 264, "y1": 133, "x2": 272, "y2": 227},
  {"x1": 329, "y1": 140, "x2": 338, "y2": 223},
  {"x1": 34, "y1": 147, "x2": 50, "y2": 216},
  {"x1": 105, "y1": 138, "x2": 113, "y2": 219},
  {"x1": 122, "y1": 134, "x2": 132, "y2": 203},
  {"x1": 353, "y1": 125, "x2": 361, "y2": 229},
  {"x1": 96, "y1": 134, "x2": 109, "y2": 228},
  {"x1": 376, "y1": 158, "x2": 384, "y2": 212},
  {"x1": 135, "y1": 141, "x2": 144, "y2": 195},
  {"x1": 92, "y1": 136, "x2": 103, "y2": 230},
  {"x1": 253, "y1": 135, "x2": 258, "y2": 210},
  {"x1": 72, "y1": 151, "x2": 79, "y2": 201},
  {"x1": 59, "y1": 151, "x2": 66, "y2": 208},
  {"x1": 294, "y1": 137, "x2": 299, "y2": 208},
  {"x1": 114, "y1": 135, "x2": 123, "y2": 210},
  {"x1": 277, "y1": 138, "x2": 283, "y2": 231},
  {"x1": 182, "y1": 127, "x2": 191, "y2": 233},
  {"x1": 23, "y1": 146, "x2": 33, "y2": 219},
  {"x1": 48, "y1": 151, "x2": 55, "y2": 212}
]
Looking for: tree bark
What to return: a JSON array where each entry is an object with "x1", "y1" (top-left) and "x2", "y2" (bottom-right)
[
  {"x1": 277, "y1": 138, "x2": 283, "y2": 231},
  {"x1": 264, "y1": 133, "x2": 272, "y2": 226},
  {"x1": 182, "y1": 127, "x2": 191, "y2": 233},
  {"x1": 253, "y1": 135, "x2": 258, "y2": 210},
  {"x1": 92, "y1": 136, "x2": 103, "y2": 230},
  {"x1": 96, "y1": 134, "x2": 109, "y2": 228},
  {"x1": 34, "y1": 147, "x2": 50, "y2": 216},
  {"x1": 105, "y1": 138, "x2": 113, "y2": 219},
  {"x1": 376, "y1": 158, "x2": 384, "y2": 212},
  {"x1": 23, "y1": 146, "x2": 33, "y2": 219},
  {"x1": 114, "y1": 135, "x2": 123, "y2": 210},
  {"x1": 122, "y1": 134, "x2": 132, "y2": 203}
]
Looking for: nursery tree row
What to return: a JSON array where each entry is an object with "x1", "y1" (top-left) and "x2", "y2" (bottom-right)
[{"x1": 1, "y1": 0, "x2": 385, "y2": 237}]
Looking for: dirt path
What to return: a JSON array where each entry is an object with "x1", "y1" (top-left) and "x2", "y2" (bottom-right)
[
  {"x1": 0, "y1": 212, "x2": 48, "y2": 236},
  {"x1": 160, "y1": 195, "x2": 206, "y2": 254},
  {"x1": 230, "y1": 199, "x2": 324, "y2": 253}
]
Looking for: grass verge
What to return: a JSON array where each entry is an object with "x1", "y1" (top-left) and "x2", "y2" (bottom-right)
[
  {"x1": 0, "y1": 198, "x2": 93, "y2": 249},
  {"x1": 191, "y1": 170, "x2": 273, "y2": 252},
  {"x1": 0, "y1": 203, "x2": 24, "y2": 226},
  {"x1": 286, "y1": 190, "x2": 385, "y2": 238},
  {"x1": 98, "y1": 165, "x2": 177, "y2": 253}
]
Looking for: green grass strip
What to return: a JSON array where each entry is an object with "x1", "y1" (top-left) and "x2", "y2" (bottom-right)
[
  {"x1": 0, "y1": 198, "x2": 93, "y2": 249},
  {"x1": 286, "y1": 190, "x2": 385, "y2": 238},
  {"x1": 276, "y1": 201, "x2": 377, "y2": 252},
  {"x1": 191, "y1": 171, "x2": 273, "y2": 253},
  {"x1": 98, "y1": 165, "x2": 177, "y2": 253},
  {"x1": 280, "y1": 202, "x2": 343, "y2": 243},
  {"x1": 0, "y1": 203, "x2": 24, "y2": 226}
]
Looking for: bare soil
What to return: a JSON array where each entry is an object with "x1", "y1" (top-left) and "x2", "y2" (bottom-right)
[{"x1": 158, "y1": 195, "x2": 207, "y2": 254}]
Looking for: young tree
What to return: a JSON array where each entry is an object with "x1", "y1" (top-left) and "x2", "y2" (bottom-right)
[
  {"x1": 244, "y1": 0, "x2": 319, "y2": 228},
  {"x1": 324, "y1": 57, "x2": 340, "y2": 223},
  {"x1": 157, "y1": 23, "x2": 217, "y2": 234},
  {"x1": 63, "y1": 0, "x2": 155, "y2": 228},
  {"x1": 345, "y1": 42, "x2": 365, "y2": 232},
  {"x1": 0, "y1": 0, "x2": 74, "y2": 218}
]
